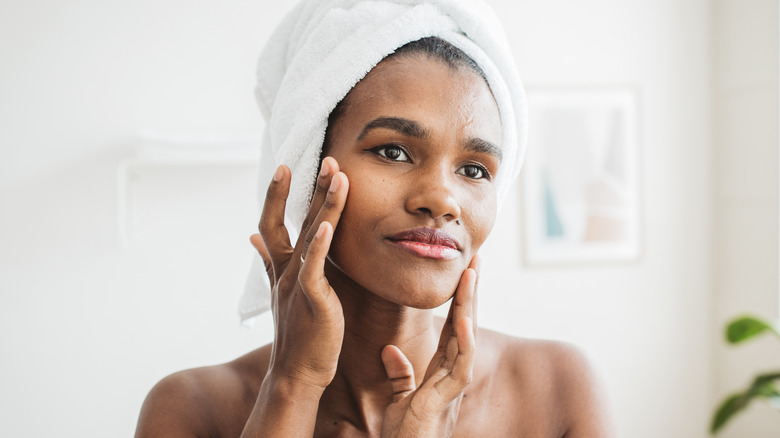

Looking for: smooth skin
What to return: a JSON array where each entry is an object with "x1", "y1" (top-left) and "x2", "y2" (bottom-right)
[{"x1": 135, "y1": 54, "x2": 615, "y2": 437}]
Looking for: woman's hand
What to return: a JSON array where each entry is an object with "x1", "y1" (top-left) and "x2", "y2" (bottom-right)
[
  {"x1": 379, "y1": 256, "x2": 480, "y2": 438},
  {"x1": 250, "y1": 157, "x2": 349, "y2": 392}
]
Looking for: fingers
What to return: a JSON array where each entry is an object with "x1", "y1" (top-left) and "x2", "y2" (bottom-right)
[
  {"x1": 431, "y1": 321, "x2": 475, "y2": 403},
  {"x1": 298, "y1": 221, "x2": 336, "y2": 310},
  {"x1": 448, "y1": 316, "x2": 475, "y2": 387},
  {"x1": 470, "y1": 256, "x2": 480, "y2": 333},
  {"x1": 256, "y1": 159, "x2": 348, "y2": 300},
  {"x1": 258, "y1": 165, "x2": 294, "y2": 275},
  {"x1": 436, "y1": 255, "x2": 481, "y2": 352},
  {"x1": 297, "y1": 170, "x2": 349, "y2": 262},
  {"x1": 250, "y1": 233, "x2": 275, "y2": 284},
  {"x1": 299, "y1": 157, "x2": 340, "y2": 239},
  {"x1": 445, "y1": 267, "x2": 477, "y2": 368},
  {"x1": 382, "y1": 345, "x2": 416, "y2": 402},
  {"x1": 426, "y1": 260, "x2": 479, "y2": 402},
  {"x1": 448, "y1": 260, "x2": 478, "y2": 371},
  {"x1": 455, "y1": 255, "x2": 480, "y2": 338}
]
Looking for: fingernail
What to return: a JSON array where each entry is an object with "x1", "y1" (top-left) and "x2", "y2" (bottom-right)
[
  {"x1": 316, "y1": 222, "x2": 328, "y2": 239},
  {"x1": 273, "y1": 166, "x2": 283, "y2": 182},
  {"x1": 329, "y1": 173, "x2": 341, "y2": 192},
  {"x1": 319, "y1": 159, "x2": 331, "y2": 178}
]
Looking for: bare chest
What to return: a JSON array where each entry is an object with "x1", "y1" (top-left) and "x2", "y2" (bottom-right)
[
  {"x1": 307, "y1": 376, "x2": 564, "y2": 438},
  {"x1": 452, "y1": 376, "x2": 565, "y2": 438}
]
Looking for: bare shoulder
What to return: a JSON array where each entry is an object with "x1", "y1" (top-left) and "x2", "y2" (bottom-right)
[
  {"x1": 482, "y1": 328, "x2": 598, "y2": 387},
  {"x1": 465, "y1": 328, "x2": 614, "y2": 437},
  {"x1": 135, "y1": 344, "x2": 272, "y2": 438}
]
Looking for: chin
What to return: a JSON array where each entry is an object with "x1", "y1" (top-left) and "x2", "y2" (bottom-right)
[
  {"x1": 328, "y1": 256, "x2": 462, "y2": 309},
  {"x1": 375, "y1": 284, "x2": 456, "y2": 310},
  {"x1": 388, "y1": 269, "x2": 461, "y2": 308}
]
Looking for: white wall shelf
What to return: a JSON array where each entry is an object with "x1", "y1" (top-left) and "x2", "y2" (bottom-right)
[{"x1": 117, "y1": 135, "x2": 261, "y2": 248}]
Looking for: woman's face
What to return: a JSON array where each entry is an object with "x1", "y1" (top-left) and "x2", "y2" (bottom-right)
[{"x1": 324, "y1": 54, "x2": 502, "y2": 309}]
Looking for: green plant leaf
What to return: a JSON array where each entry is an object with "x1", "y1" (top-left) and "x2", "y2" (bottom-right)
[
  {"x1": 711, "y1": 392, "x2": 750, "y2": 433},
  {"x1": 752, "y1": 372, "x2": 780, "y2": 390},
  {"x1": 711, "y1": 373, "x2": 780, "y2": 434},
  {"x1": 749, "y1": 373, "x2": 780, "y2": 404},
  {"x1": 726, "y1": 316, "x2": 780, "y2": 344}
]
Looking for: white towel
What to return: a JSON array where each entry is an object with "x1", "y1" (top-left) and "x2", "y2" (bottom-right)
[{"x1": 239, "y1": 0, "x2": 527, "y2": 324}]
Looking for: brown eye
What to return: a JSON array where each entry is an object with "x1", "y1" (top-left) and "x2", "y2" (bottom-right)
[
  {"x1": 375, "y1": 145, "x2": 410, "y2": 162},
  {"x1": 457, "y1": 164, "x2": 488, "y2": 180}
]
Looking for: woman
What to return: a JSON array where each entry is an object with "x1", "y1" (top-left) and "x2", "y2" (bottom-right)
[{"x1": 136, "y1": 1, "x2": 614, "y2": 437}]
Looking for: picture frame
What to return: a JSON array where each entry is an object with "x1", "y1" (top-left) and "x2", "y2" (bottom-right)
[{"x1": 521, "y1": 86, "x2": 642, "y2": 266}]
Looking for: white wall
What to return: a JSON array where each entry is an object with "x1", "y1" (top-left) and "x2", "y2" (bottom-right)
[
  {"x1": 0, "y1": 0, "x2": 718, "y2": 437},
  {"x1": 711, "y1": 1, "x2": 780, "y2": 436},
  {"x1": 481, "y1": 1, "x2": 713, "y2": 436},
  {"x1": 0, "y1": 1, "x2": 293, "y2": 436}
]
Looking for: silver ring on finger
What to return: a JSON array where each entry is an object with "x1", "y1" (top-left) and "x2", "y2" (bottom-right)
[{"x1": 300, "y1": 254, "x2": 306, "y2": 264}]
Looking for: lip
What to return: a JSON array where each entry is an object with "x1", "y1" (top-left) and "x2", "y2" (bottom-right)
[{"x1": 386, "y1": 227, "x2": 461, "y2": 260}]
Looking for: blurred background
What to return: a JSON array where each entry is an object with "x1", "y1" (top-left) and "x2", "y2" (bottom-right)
[{"x1": 1, "y1": 0, "x2": 778, "y2": 436}]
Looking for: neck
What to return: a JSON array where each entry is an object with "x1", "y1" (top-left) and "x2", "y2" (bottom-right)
[{"x1": 319, "y1": 262, "x2": 441, "y2": 431}]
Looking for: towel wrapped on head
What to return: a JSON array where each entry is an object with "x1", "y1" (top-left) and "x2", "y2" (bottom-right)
[{"x1": 240, "y1": 0, "x2": 527, "y2": 323}]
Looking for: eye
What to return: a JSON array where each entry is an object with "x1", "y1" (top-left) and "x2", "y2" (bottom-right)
[
  {"x1": 372, "y1": 144, "x2": 410, "y2": 162},
  {"x1": 457, "y1": 164, "x2": 490, "y2": 180}
]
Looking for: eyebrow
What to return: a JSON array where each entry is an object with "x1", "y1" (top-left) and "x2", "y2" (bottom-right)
[
  {"x1": 357, "y1": 117, "x2": 429, "y2": 141},
  {"x1": 357, "y1": 116, "x2": 502, "y2": 162},
  {"x1": 465, "y1": 137, "x2": 503, "y2": 163}
]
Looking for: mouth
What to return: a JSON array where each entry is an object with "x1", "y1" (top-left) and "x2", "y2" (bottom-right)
[{"x1": 386, "y1": 227, "x2": 461, "y2": 260}]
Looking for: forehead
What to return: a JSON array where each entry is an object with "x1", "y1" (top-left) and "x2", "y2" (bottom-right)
[{"x1": 336, "y1": 54, "x2": 502, "y2": 146}]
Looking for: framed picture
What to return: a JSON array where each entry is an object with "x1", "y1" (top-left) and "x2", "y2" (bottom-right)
[{"x1": 521, "y1": 87, "x2": 642, "y2": 265}]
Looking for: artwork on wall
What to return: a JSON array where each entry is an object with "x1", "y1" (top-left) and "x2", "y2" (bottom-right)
[{"x1": 521, "y1": 87, "x2": 642, "y2": 265}]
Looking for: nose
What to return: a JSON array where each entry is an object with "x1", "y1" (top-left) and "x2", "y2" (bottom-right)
[{"x1": 404, "y1": 164, "x2": 461, "y2": 221}]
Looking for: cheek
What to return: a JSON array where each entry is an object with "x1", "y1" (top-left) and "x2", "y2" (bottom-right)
[
  {"x1": 327, "y1": 169, "x2": 393, "y2": 264},
  {"x1": 461, "y1": 188, "x2": 497, "y2": 251},
  {"x1": 337, "y1": 171, "x2": 394, "y2": 231}
]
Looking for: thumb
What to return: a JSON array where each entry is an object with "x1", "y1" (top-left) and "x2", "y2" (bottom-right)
[{"x1": 381, "y1": 345, "x2": 416, "y2": 402}]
